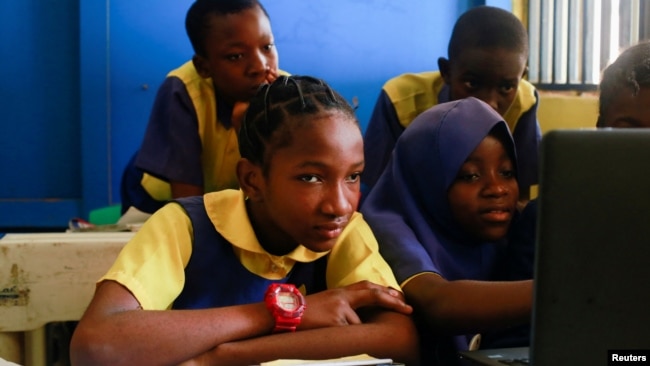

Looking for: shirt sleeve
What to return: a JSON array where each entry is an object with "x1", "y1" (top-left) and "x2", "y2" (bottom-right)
[
  {"x1": 369, "y1": 214, "x2": 438, "y2": 285},
  {"x1": 325, "y1": 213, "x2": 401, "y2": 290},
  {"x1": 135, "y1": 76, "x2": 204, "y2": 186},
  {"x1": 100, "y1": 203, "x2": 194, "y2": 310},
  {"x1": 361, "y1": 90, "x2": 405, "y2": 194}
]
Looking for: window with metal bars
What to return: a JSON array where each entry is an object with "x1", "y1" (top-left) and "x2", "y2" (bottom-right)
[{"x1": 526, "y1": 0, "x2": 650, "y2": 91}]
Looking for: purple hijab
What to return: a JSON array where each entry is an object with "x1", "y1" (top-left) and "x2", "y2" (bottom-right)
[{"x1": 361, "y1": 97, "x2": 518, "y2": 284}]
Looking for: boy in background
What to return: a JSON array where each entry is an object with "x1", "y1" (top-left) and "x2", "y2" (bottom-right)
[
  {"x1": 597, "y1": 40, "x2": 650, "y2": 128},
  {"x1": 121, "y1": 0, "x2": 285, "y2": 215},
  {"x1": 362, "y1": 6, "x2": 540, "y2": 203}
]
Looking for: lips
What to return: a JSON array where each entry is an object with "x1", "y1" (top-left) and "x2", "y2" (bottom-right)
[
  {"x1": 314, "y1": 222, "x2": 347, "y2": 239},
  {"x1": 479, "y1": 207, "x2": 513, "y2": 223}
]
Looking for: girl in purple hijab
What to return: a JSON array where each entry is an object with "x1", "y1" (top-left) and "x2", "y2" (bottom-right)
[{"x1": 361, "y1": 97, "x2": 534, "y2": 364}]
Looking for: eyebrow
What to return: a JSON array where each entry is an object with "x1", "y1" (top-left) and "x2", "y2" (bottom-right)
[
  {"x1": 463, "y1": 151, "x2": 512, "y2": 164},
  {"x1": 297, "y1": 160, "x2": 364, "y2": 170},
  {"x1": 222, "y1": 34, "x2": 273, "y2": 47}
]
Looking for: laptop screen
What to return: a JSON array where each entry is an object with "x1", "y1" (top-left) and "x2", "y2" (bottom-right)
[{"x1": 531, "y1": 129, "x2": 650, "y2": 365}]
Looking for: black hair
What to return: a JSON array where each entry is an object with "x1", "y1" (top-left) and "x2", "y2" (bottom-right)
[
  {"x1": 239, "y1": 75, "x2": 358, "y2": 174},
  {"x1": 185, "y1": 0, "x2": 269, "y2": 57},
  {"x1": 597, "y1": 41, "x2": 650, "y2": 127},
  {"x1": 448, "y1": 6, "x2": 528, "y2": 60}
]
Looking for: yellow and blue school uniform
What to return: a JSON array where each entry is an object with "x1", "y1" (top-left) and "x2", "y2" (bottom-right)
[
  {"x1": 362, "y1": 71, "x2": 541, "y2": 198},
  {"x1": 101, "y1": 189, "x2": 400, "y2": 310},
  {"x1": 121, "y1": 62, "x2": 290, "y2": 215},
  {"x1": 121, "y1": 61, "x2": 241, "y2": 215}
]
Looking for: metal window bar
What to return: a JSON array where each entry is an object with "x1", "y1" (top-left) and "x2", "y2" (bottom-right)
[
  {"x1": 553, "y1": 0, "x2": 569, "y2": 84},
  {"x1": 528, "y1": 0, "x2": 542, "y2": 82},
  {"x1": 528, "y1": 0, "x2": 647, "y2": 91},
  {"x1": 567, "y1": 0, "x2": 583, "y2": 84},
  {"x1": 583, "y1": 0, "x2": 601, "y2": 85}
]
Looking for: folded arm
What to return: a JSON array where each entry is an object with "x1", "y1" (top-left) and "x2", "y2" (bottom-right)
[
  {"x1": 71, "y1": 280, "x2": 419, "y2": 366},
  {"x1": 70, "y1": 280, "x2": 278, "y2": 366},
  {"x1": 185, "y1": 309, "x2": 419, "y2": 366}
]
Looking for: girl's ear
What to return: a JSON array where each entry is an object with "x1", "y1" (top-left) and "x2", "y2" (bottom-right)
[
  {"x1": 237, "y1": 158, "x2": 264, "y2": 202},
  {"x1": 192, "y1": 54, "x2": 212, "y2": 79}
]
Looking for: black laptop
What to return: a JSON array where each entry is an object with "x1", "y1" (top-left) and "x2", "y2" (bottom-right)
[{"x1": 459, "y1": 129, "x2": 650, "y2": 366}]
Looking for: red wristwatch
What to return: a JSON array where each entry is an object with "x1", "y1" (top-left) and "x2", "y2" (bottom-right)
[{"x1": 264, "y1": 283, "x2": 306, "y2": 333}]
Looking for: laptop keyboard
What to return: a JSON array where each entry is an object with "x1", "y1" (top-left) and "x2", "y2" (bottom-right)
[{"x1": 498, "y1": 358, "x2": 530, "y2": 366}]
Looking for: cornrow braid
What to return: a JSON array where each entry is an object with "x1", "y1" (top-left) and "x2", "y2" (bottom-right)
[
  {"x1": 239, "y1": 75, "x2": 358, "y2": 173},
  {"x1": 598, "y1": 41, "x2": 650, "y2": 126}
]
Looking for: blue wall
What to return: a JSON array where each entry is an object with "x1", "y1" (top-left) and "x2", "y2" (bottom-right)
[
  {"x1": 0, "y1": 0, "x2": 82, "y2": 228},
  {"x1": 1, "y1": 0, "x2": 502, "y2": 229}
]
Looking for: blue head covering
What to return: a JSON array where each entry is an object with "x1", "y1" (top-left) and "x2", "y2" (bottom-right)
[{"x1": 361, "y1": 97, "x2": 517, "y2": 284}]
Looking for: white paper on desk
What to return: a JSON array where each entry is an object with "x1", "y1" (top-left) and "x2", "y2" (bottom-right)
[
  {"x1": 117, "y1": 206, "x2": 152, "y2": 225},
  {"x1": 260, "y1": 354, "x2": 393, "y2": 366}
]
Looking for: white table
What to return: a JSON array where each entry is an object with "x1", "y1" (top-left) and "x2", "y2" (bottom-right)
[{"x1": 0, "y1": 232, "x2": 134, "y2": 365}]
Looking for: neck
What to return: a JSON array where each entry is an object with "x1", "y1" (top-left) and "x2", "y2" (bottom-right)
[{"x1": 245, "y1": 200, "x2": 297, "y2": 256}]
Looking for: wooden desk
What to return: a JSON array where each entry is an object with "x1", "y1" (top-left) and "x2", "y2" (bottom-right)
[{"x1": 0, "y1": 232, "x2": 134, "y2": 365}]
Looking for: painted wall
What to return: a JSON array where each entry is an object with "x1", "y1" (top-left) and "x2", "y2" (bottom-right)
[
  {"x1": 0, "y1": 0, "x2": 81, "y2": 229},
  {"x1": 1, "y1": 0, "x2": 494, "y2": 229}
]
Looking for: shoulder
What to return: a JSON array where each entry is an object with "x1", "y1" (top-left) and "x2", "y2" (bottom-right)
[
  {"x1": 338, "y1": 213, "x2": 376, "y2": 245},
  {"x1": 383, "y1": 71, "x2": 442, "y2": 98},
  {"x1": 382, "y1": 71, "x2": 445, "y2": 128},
  {"x1": 513, "y1": 79, "x2": 539, "y2": 114},
  {"x1": 518, "y1": 79, "x2": 538, "y2": 105},
  {"x1": 503, "y1": 79, "x2": 540, "y2": 128},
  {"x1": 166, "y1": 61, "x2": 213, "y2": 96},
  {"x1": 167, "y1": 61, "x2": 200, "y2": 80},
  {"x1": 327, "y1": 213, "x2": 400, "y2": 289}
]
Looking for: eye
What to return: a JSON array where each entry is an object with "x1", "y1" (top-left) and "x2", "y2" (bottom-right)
[
  {"x1": 345, "y1": 172, "x2": 361, "y2": 183},
  {"x1": 499, "y1": 83, "x2": 516, "y2": 94},
  {"x1": 226, "y1": 53, "x2": 243, "y2": 61},
  {"x1": 263, "y1": 44, "x2": 275, "y2": 52},
  {"x1": 457, "y1": 172, "x2": 480, "y2": 182},
  {"x1": 300, "y1": 175, "x2": 320, "y2": 183},
  {"x1": 500, "y1": 169, "x2": 515, "y2": 179},
  {"x1": 463, "y1": 79, "x2": 479, "y2": 90}
]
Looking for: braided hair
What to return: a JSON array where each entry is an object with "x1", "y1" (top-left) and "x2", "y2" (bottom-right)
[
  {"x1": 597, "y1": 41, "x2": 650, "y2": 127},
  {"x1": 239, "y1": 75, "x2": 358, "y2": 174},
  {"x1": 185, "y1": 0, "x2": 269, "y2": 57}
]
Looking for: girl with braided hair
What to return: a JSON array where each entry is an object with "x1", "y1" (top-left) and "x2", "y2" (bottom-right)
[{"x1": 71, "y1": 76, "x2": 420, "y2": 366}]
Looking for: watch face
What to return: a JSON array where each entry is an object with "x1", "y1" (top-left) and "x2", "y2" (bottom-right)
[{"x1": 277, "y1": 291, "x2": 299, "y2": 311}]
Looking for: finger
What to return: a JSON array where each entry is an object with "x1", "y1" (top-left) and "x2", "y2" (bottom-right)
[
  {"x1": 373, "y1": 291, "x2": 413, "y2": 315},
  {"x1": 387, "y1": 287, "x2": 405, "y2": 301},
  {"x1": 343, "y1": 307, "x2": 362, "y2": 325},
  {"x1": 350, "y1": 284, "x2": 413, "y2": 315}
]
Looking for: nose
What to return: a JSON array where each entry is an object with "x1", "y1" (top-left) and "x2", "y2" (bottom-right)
[
  {"x1": 478, "y1": 89, "x2": 500, "y2": 113},
  {"x1": 482, "y1": 172, "x2": 509, "y2": 198},
  {"x1": 321, "y1": 183, "x2": 354, "y2": 217}
]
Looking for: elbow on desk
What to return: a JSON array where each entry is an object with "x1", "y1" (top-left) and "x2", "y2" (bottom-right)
[{"x1": 69, "y1": 328, "x2": 125, "y2": 366}]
